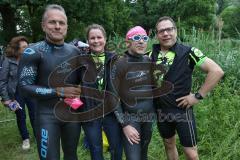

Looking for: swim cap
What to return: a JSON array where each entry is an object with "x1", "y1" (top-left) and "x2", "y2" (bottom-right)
[{"x1": 126, "y1": 26, "x2": 147, "y2": 41}]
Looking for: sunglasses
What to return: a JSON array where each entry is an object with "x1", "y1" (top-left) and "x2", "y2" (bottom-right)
[{"x1": 129, "y1": 35, "x2": 149, "y2": 42}]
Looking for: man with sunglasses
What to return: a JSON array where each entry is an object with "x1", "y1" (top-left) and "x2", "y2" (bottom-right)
[
  {"x1": 151, "y1": 16, "x2": 224, "y2": 160},
  {"x1": 111, "y1": 26, "x2": 154, "y2": 160}
]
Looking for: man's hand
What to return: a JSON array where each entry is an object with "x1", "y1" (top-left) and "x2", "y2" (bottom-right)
[
  {"x1": 123, "y1": 125, "x2": 140, "y2": 145},
  {"x1": 56, "y1": 86, "x2": 81, "y2": 98},
  {"x1": 176, "y1": 93, "x2": 199, "y2": 108}
]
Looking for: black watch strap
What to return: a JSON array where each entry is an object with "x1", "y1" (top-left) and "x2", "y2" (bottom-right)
[{"x1": 195, "y1": 92, "x2": 203, "y2": 100}]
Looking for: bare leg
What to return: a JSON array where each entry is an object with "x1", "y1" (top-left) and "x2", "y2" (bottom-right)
[
  {"x1": 183, "y1": 146, "x2": 199, "y2": 160},
  {"x1": 163, "y1": 135, "x2": 179, "y2": 160}
]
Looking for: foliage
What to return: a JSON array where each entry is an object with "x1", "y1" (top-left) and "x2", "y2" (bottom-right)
[
  {"x1": 128, "y1": 0, "x2": 216, "y2": 32},
  {"x1": 1, "y1": 0, "x2": 240, "y2": 46},
  {"x1": 66, "y1": 0, "x2": 132, "y2": 41},
  {"x1": 175, "y1": 0, "x2": 216, "y2": 30},
  {"x1": 127, "y1": 0, "x2": 162, "y2": 32},
  {"x1": 0, "y1": 0, "x2": 132, "y2": 45},
  {"x1": 220, "y1": 5, "x2": 240, "y2": 38}
]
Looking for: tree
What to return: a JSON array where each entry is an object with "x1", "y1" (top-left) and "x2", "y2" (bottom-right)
[
  {"x1": 128, "y1": 0, "x2": 216, "y2": 33},
  {"x1": 0, "y1": 0, "x2": 132, "y2": 44},
  {"x1": 127, "y1": 0, "x2": 165, "y2": 33},
  {"x1": 64, "y1": 0, "x2": 132, "y2": 40},
  {"x1": 220, "y1": 5, "x2": 240, "y2": 38},
  {"x1": 0, "y1": 2, "x2": 17, "y2": 45},
  {"x1": 173, "y1": 0, "x2": 216, "y2": 30},
  {"x1": 0, "y1": 0, "x2": 44, "y2": 44}
]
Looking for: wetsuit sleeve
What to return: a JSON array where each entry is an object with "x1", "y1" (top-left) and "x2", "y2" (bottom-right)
[
  {"x1": 18, "y1": 48, "x2": 57, "y2": 99},
  {"x1": 110, "y1": 58, "x2": 129, "y2": 127},
  {"x1": 189, "y1": 47, "x2": 207, "y2": 69},
  {"x1": 0, "y1": 58, "x2": 11, "y2": 101}
]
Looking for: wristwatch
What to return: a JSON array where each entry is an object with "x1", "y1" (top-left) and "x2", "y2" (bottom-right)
[{"x1": 194, "y1": 92, "x2": 203, "y2": 100}]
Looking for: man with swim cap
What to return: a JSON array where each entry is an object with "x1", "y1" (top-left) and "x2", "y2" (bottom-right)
[{"x1": 112, "y1": 26, "x2": 154, "y2": 160}]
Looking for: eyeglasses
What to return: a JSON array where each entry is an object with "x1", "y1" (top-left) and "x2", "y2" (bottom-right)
[
  {"x1": 157, "y1": 27, "x2": 175, "y2": 35},
  {"x1": 129, "y1": 35, "x2": 149, "y2": 42}
]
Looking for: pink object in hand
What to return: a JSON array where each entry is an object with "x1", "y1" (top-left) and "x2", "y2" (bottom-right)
[{"x1": 64, "y1": 98, "x2": 83, "y2": 110}]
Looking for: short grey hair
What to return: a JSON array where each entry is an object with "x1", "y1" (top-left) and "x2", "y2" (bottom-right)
[{"x1": 42, "y1": 4, "x2": 67, "y2": 22}]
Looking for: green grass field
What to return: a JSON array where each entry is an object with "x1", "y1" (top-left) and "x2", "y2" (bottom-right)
[
  {"x1": 1, "y1": 84, "x2": 240, "y2": 160},
  {"x1": 0, "y1": 30, "x2": 239, "y2": 159}
]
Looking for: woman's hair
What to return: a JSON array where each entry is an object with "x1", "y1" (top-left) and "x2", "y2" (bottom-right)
[
  {"x1": 5, "y1": 36, "x2": 28, "y2": 58},
  {"x1": 86, "y1": 24, "x2": 106, "y2": 40}
]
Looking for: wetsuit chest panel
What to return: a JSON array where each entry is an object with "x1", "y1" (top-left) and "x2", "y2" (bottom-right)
[
  {"x1": 117, "y1": 53, "x2": 154, "y2": 113},
  {"x1": 36, "y1": 43, "x2": 80, "y2": 86}
]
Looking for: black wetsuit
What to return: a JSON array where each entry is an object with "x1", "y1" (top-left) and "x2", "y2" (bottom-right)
[
  {"x1": 111, "y1": 52, "x2": 155, "y2": 160},
  {"x1": 18, "y1": 40, "x2": 81, "y2": 160}
]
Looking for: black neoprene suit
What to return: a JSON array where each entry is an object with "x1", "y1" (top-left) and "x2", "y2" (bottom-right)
[
  {"x1": 111, "y1": 52, "x2": 155, "y2": 160},
  {"x1": 18, "y1": 40, "x2": 81, "y2": 160}
]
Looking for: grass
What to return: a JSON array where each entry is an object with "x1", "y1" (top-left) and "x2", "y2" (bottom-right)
[
  {"x1": 0, "y1": 28, "x2": 240, "y2": 159},
  {"x1": 0, "y1": 107, "x2": 38, "y2": 160}
]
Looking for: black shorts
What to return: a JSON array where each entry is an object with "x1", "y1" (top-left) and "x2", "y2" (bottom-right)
[{"x1": 156, "y1": 107, "x2": 197, "y2": 147}]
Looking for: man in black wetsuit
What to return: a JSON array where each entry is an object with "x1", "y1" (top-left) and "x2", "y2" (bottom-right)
[
  {"x1": 111, "y1": 26, "x2": 154, "y2": 160},
  {"x1": 18, "y1": 4, "x2": 81, "y2": 160},
  {"x1": 152, "y1": 16, "x2": 224, "y2": 160}
]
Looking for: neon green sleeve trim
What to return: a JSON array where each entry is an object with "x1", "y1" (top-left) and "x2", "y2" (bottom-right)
[
  {"x1": 189, "y1": 53, "x2": 198, "y2": 64},
  {"x1": 147, "y1": 50, "x2": 152, "y2": 57},
  {"x1": 196, "y1": 56, "x2": 207, "y2": 67}
]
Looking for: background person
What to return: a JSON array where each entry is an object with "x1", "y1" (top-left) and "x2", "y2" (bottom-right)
[
  {"x1": 0, "y1": 36, "x2": 35, "y2": 150},
  {"x1": 151, "y1": 16, "x2": 224, "y2": 160},
  {"x1": 17, "y1": 4, "x2": 81, "y2": 160}
]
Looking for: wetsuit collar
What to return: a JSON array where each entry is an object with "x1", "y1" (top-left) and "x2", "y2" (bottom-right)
[
  {"x1": 91, "y1": 52, "x2": 105, "y2": 57},
  {"x1": 45, "y1": 39, "x2": 64, "y2": 47},
  {"x1": 7, "y1": 57, "x2": 19, "y2": 65},
  {"x1": 125, "y1": 51, "x2": 143, "y2": 59},
  {"x1": 152, "y1": 42, "x2": 178, "y2": 56},
  {"x1": 88, "y1": 51, "x2": 117, "y2": 63},
  {"x1": 168, "y1": 43, "x2": 178, "y2": 52}
]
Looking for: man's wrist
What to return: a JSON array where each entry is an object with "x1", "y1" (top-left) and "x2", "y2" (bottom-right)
[
  {"x1": 56, "y1": 87, "x2": 64, "y2": 97},
  {"x1": 122, "y1": 122, "x2": 130, "y2": 128},
  {"x1": 194, "y1": 92, "x2": 203, "y2": 100}
]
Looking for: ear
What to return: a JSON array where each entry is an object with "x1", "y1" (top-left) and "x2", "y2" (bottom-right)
[{"x1": 126, "y1": 41, "x2": 131, "y2": 48}]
